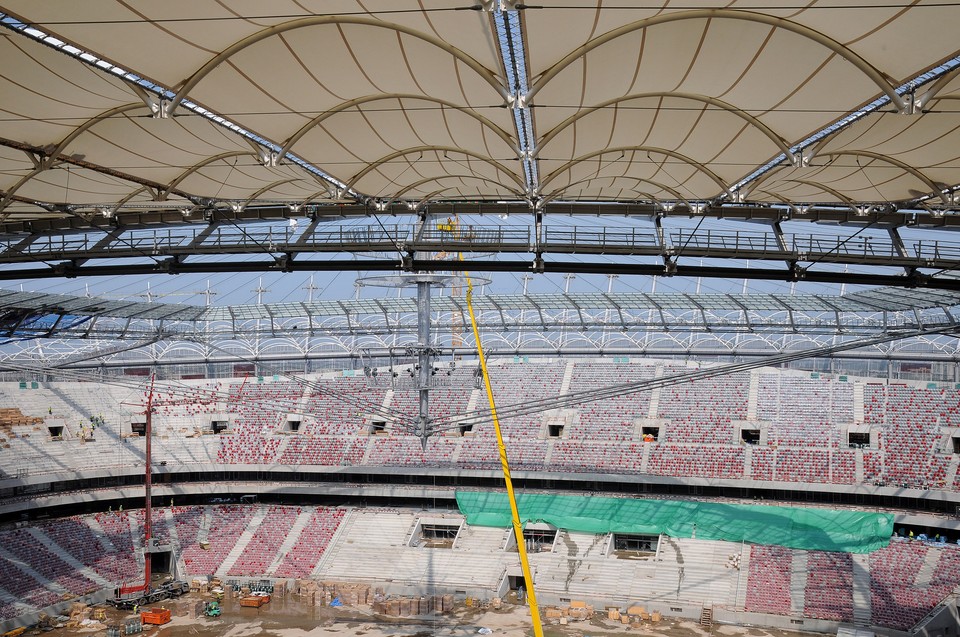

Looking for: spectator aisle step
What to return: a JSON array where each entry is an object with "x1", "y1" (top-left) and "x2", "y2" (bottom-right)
[
  {"x1": 128, "y1": 512, "x2": 144, "y2": 567},
  {"x1": 734, "y1": 543, "x2": 751, "y2": 610},
  {"x1": 853, "y1": 383, "x2": 865, "y2": 423},
  {"x1": 163, "y1": 508, "x2": 180, "y2": 549},
  {"x1": 197, "y1": 507, "x2": 212, "y2": 546},
  {"x1": 85, "y1": 516, "x2": 121, "y2": 555},
  {"x1": 743, "y1": 444, "x2": 752, "y2": 477},
  {"x1": 640, "y1": 442, "x2": 651, "y2": 473},
  {"x1": 647, "y1": 365, "x2": 663, "y2": 418},
  {"x1": 914, "y1": 546, "x2": 941, "y2": 587},
  {"x1": 851, "y1": 552, "x2": 872, "y2": 625},
  {"x1": 558, "y1": 360, "x2": 575, "y2": 395},
  {"x1": 163, "y1": 508, "x2": 188, "y2": 579},
  {"x1": 789, "y1": 550, "x2": 808, "y2": 613},
  {"x1": 24, "y1": 527, "x2": 113, "y2": 588},
  {"x1": 382, "y1": 389, "x2": 394, "y2": 412},
  {"x1": 464, "y1": 388, "x2": 480, "y2": 415},
  {"x1": 264, "y1": 507, "x2": 314, "y2": 577},
  {"x1": 747, "y1": 371, "x2": 760, "y2": 420},
  {"x1": 215, "y1": 506, "x2": 269, "y2": 578},
  {"x1": 311, "y1": 508, "x2": 359, "y2": 578},
  {"x1": 0, "y1": 544, "x2": 69, "y2": 595},
  {"x1": 855, "y1": 449, "x2": 865, "y2": 483},
  {"x1": 944, "y1": 455, "x2": 960, "y2": 487}
]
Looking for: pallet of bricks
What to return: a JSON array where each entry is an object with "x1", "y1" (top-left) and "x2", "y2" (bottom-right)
[
  {"x1": 293, "y1": 581, "x2": 374, "y2": 606},
  {"x1": 371, "y1": 594, "x2": 454, "y2": 617}
]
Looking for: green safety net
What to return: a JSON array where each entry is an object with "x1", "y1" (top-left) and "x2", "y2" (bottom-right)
[{"x1": 456, "y1": 491, "x2": 893, "y2": 553}]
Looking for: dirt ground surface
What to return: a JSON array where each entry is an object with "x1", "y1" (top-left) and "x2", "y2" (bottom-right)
[{"x1": 34, "y1": 591, "x2": 823, "y2": 637}]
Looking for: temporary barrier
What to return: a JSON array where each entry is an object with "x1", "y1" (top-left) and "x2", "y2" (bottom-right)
[{"x1": 455, "y1": 491, "x2": 893, "y2": 553}]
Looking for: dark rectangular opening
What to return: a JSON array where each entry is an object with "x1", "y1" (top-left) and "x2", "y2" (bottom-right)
[
  {"x1": 47, "y1": 425, "x2": 63, "y2": 440},
  {"x1": 741, "y1": 428, "x2": 760, "y2": 444},
  {"x1": 459, "y1": 423, "x2": 474, "y2": 436},
  {"x1": 642, "y1": 426, "x2": 659, "y2": 441},
  {"x1": 130, "y1": 422, "x2": 147, "y2": 437},
  {"x1": 416, "y1": 523, "x2": 460, "y2": 548},
  {"x1": 613, "y1": 533, "x2": 659, "y2": 557},
  {"x1": 547, "y1": 424, "x2": 564, "y2": 438},
  {"x1": 286, "y1": 419, "x2": 301, "y2": 432},
  {"x1": 953, "y1": 436, "x2": 960, "y2": 454},
  {"x1": 149, "y1": 551, "x2": 171, "y2": 574},
  {"x1": 508, "y1": 575, "x2": 525, "y2": 591},
  {"x1": 211, "y1": 420, "x2": 228, "y2": 434},
  {"x1": 848, "y1": 432, "x2": 870, "y2": 448},
  {"x1": 369, "y1": 420, "x2": 387, "y2": 435},
  {"x1": 521, "y1": 528, "x2": 556, "y2": 553}
]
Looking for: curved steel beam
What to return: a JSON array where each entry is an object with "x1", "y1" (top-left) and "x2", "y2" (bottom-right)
[
  {"x1": 169, "y1": 16, "x2": 509, "y2": 115},
  {"x1": 918, "y1": 65, "x2": 960, "y2": 111},
  {"x1": 241, "y1": 177, "x2": 304, "y2": 209},
  {"x1": 388, "y1": 173, "x2": 525, "y2": 203},
  {"x1": 344, "y1": 145, "x2": 525, "y2": 193},
  {"x1": 539, "y1": 145, "x2": 733, "y2": 199},
  {"x1": 786, "y1": 179, "x2": 858, "y2": 209},
  {"x1": 526, "y1": 9, "x2": 906, "y2": 113},
  {"x1": 537, "y1": 91, "x2": 796, "y2": 163},
  {"x1": 164, "y1": 151, "x2": 253, "y2": 196},
  {"x1": 277, "y1": 94, "x2": 517, "y2": 162},
  {"x1": 0, "y1": 103, "x2": 147, "y2": 214},
  {"x1": 540, "y1": 175, "x2": 693, "y2": 209},
  {"x1": 818, "y1": 150, "x2": 949, "y2": 204}
]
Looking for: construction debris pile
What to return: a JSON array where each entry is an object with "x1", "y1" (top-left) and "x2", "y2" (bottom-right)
[{"x1": 543, "y1": 602, "x2": 665, "y2": 627}]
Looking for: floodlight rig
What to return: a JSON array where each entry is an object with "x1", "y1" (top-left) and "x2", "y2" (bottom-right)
[{"x1": 356, "y1": 273, "x2": 489, "y2": 449}]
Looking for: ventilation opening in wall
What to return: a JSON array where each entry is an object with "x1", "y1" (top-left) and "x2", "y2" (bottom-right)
[
  {"x1": 211, "y1": 420, "x2": 229, "y2": 434},
  {"x1": 741, "y1": 428, "x2": 760, "y2": 444},
  {"x1": 642, "y1": 426, "x2": 660, "y2": 441},
  {"x1": 47, "y1": 425, "x2": 63, "y2": 440},
  {"x1": 131, "y1": 421, "x2": 147, "y2": 437},
  {"x1": 612, "y1": 533, "x2": 659, "y2": 558},
  {"x1": 369, "y1": 420, "x2": 387, "y2": 435},
  {"x1": 848, "y1": 431, "x2": 870, "y2": 448}
]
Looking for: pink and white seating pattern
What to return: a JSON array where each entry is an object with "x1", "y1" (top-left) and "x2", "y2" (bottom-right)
[
  {"x1": 744, "y1": 544, "x2": 793, "y2": 614},
  {"x1": 227, "y1": 505, "x2": 301, "y2": 576},
  {"x1": 273, "y1": 507, "x2": 346, "y2": 578},
  {"x1": 804, "y1": 551, "x2": 853, "y2": 622}
]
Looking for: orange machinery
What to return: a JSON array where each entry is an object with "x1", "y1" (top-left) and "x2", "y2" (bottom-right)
[
  {"x1": 140, "y1": 608, "x2": 171, "y2": 625},
  {"x1": 239, "y1": 596, "x2": 268, "y2": 608}
]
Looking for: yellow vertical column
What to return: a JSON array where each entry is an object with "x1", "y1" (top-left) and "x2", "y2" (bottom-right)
[{"x1": 464, "y1": 274, "x2": 544, "y2": 637}]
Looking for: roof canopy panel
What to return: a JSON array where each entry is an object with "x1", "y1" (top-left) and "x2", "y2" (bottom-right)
[{"x1": 0, "y1": 0, "x2": 958, "y2": 225}]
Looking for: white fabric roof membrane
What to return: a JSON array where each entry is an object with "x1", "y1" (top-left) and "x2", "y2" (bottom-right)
[{"x1": 0, "y1": 1, "x2": 958, "y2": 223}]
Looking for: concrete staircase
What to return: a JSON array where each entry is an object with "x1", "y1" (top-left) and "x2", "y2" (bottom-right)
[
  {"x1": 734, "y1": 543, "x2": 751, "y2": 610},
  {"x1": 311, "y1": 508, "x2": 357, "y2": 578},
  {"x1": 84, "y1": 516, "x2": 121, "y2": 555},
  {"x1": 747, "y1": 371, "x2": 760, "y2": 420},
  {"x1": 264, "y1": 507, "x2": 314, "y2": 577},
  {"x1": 853, "y1": 383, "x2": 865, "y2": 423},
  {"x1": 914, "y1": 547, "x2": 941, "y2": 587},
  {"x1": 944, "y1": 455, "x2": 959, "y2": 488},
  {"x1": 215, "y1": 506, "x2": 269, "y2": 578},
  {"x1": 851, "y1": 553, "x2": 872, "y2": 625},
  {"x1": 559, "y1": 361, "x2": 575, "y2": 396},
  {"x1": 789, "y1": 550, "x2": 808, "y2": 614}
]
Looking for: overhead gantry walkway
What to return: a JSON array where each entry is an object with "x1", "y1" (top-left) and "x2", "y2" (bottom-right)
[{"x1": 1, "y1": 209, "x2": 960, "y2": 288}]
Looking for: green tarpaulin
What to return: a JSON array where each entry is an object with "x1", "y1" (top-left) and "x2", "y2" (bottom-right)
[{"x1": 456, "y1": 491, "x2": 893, "y2": 553}]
